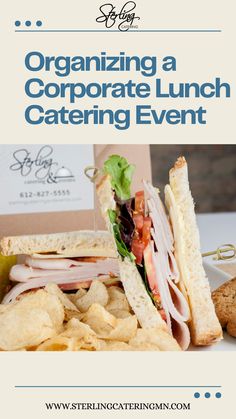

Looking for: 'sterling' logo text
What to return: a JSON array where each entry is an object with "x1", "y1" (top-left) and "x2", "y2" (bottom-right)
[{"x1": 96, "y1": 1, "x2": 140, "y2": 31}]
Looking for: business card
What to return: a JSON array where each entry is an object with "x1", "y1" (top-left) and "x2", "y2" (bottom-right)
[{"x1": 0, "y1": 145, "x2": 94, "y2": 214}]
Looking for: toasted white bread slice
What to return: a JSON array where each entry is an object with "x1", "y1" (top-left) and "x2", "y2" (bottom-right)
[
  {"x1": 0, "y1": 230, "x2": 116, "y2": 258},
  {"x1": 96, "y1": 174, "x2": 168, "y2": 332},
  {"x1": 166, "y1": 157, "x2": 222, "y2": 345},
  {"x1": 119, "y1": 257, "x2": 169, "y2": 330}
]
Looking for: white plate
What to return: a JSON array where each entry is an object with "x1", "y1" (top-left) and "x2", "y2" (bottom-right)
[
  {"x1": 204, "y1": 259, "x2": 232, "y2": 291},
  {"x1": 189, "y1": 260, "x2": 235, "y2": 351}
]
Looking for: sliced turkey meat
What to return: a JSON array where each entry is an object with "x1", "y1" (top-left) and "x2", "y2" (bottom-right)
[
  {"x1": 3, "y1": 257, "x2": 120, "y2": 304},
  {"x1": 25, "y1": 256, "x2": 84, "y2": 270},
  {"x1": 10, "y1": 258, "x2": 119, "y2": 283},
  {"x1": 2, "y1": 274, "x2": 114, "y2": 304},
  {"x1": 143, "y1": 180, "x2": 191, "y2": 350}
]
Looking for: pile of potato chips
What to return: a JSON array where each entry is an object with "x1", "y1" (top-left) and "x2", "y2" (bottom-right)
[{"x1": 0, "y1": 281, "x2": 180, "y2": 351}]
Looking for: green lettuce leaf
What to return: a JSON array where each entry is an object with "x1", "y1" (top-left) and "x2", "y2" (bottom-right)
[
  {"x1": 103, "y1": 155, "x2": 135, "y2": 200},
  {"x1": 108, "y1": 209, "x2": 135, "y2": 262}
]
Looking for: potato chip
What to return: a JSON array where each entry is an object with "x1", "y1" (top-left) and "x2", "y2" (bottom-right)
[
  {"x1": 75, "y1": 289, "x2": 87, "y2": 299},
  {"x1": 36, "y1": 317, "x2": 103, "y2": 351},
  {"x1": 26, "y1": 346, "x2": 38, "y2": 351},
  {"x1": 82, "y1": 303, "x2": 117, "y2": 335},
  {"x1": 0, "y1": 305, "x2": 8, "y2": 314},
  {"x1": 37, "y1": 336, "x2": 78, "y2": 351},
  {"x1": 107, "y1": 286, "x2": 125, "y2": 299},
  {"x1": 66, "y1": 290, "x2": 86, "y2": 305},
  {"x1": 0, "y1": 281, "x2": 181, "y2": 351},
  {"x1": 0, "y1": 307, "x2": 56, "y2": 351},
  {"x1": 100, "y1": 340, "x2": 160, "y2": 351},
  {"x1": 106, "y1": 286, "x2": 130, "y2": 312},
  {"x1": 66, "y1": 294, "x2": 78, "y2": 304},
  {"x1": 107, "y1": 309, "x2": 132, "y2": 319},
  {"x1": 75, "y1": 281, "x2": 109, "y2": 313},
  {"x1": 63, "y1": 318, "x2": 96, "y2": 339},
  {"x1": 18, "y1": 289, "x2": 64, "y2": 330},
  {"x1": 64, "y1": 309, "x2": 83, "y2": 322},
  {"x1": 101, "y1": 341, "x2": 132, "y2": 351},
  {"x1": 99, "y1": 316, "x2": 138, "y2": 342},
  {"x1": 78, "y1": 336, "x2": 106, "y2": 351},
  {"x1": 45, "y1": 283, "x2": 79, "y2": 311},
  {"x1": 105, "y1": 299, "x2": 130, "y2": 312},
  {"x1": 129, "y1": 328, "x2": 181, "y2": 351},
  {"x1": 0, "y1": 290, "x2": 64, "y2": 350},
  {"x1": 129, "y1": 342, "x2": 160, "y2": 351}
]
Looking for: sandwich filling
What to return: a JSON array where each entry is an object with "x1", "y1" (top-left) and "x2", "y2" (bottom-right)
[
  {"x1": 104, "y1": 155, "x2": 191, "y2": 349},
  {"x1": 3, "y1": 256, "x2": 120, "y2": 304}
]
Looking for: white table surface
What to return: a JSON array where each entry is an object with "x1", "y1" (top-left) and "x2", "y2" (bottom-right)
[
  {"x1": 197, "y1": 212, "x2": 236, "y2": 253},
  {"x1": 197, "y1": 211, "x2": 236, "y2": 287}
]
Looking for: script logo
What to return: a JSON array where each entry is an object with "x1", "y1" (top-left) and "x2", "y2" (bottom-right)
[
  {"x1": 9, "y1": 145, "x2": 75, "y2": 184},
  {"x1": 96, "y1": 1, "x2": 140, "y2": 31}
]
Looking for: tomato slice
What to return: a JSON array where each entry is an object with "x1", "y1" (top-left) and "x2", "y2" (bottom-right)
[
  {"x1": 131, "y1": 239, "x2": 145, "y2": 265},
  {"x1": 133, "y1": 214, "x2": 143, "y2": 232},
  {"x1": 159, "y1": 309, "x2": 167, "y2": 322},
  {"x1": 142, "y1": 216, "x2": 152, "y2": 246},
  {"x1": 143, "y1": 243, "x2": 158, "y2": 293},
  {"x1": 135, "y1": 191, "x2": 145, "y2": 215}
]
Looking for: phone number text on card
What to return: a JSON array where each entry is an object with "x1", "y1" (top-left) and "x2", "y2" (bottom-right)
[{"x1": 19, "y1": 190, "x2": 71, "y2": 199}]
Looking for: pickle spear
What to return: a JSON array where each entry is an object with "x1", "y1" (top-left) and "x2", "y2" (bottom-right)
[{"x1": 0, "y1": 254, "x2": 16, "y2": 302}]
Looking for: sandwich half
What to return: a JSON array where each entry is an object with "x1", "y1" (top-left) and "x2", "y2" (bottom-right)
[
  {"x1": 0, "y1": 230, "x2": 181, "y2": 351},
  {"x1": 96, "y1": 155, "x2": 222, "y2": 349},
  {"x1": 165, "y1": 157, "x2": 222, "y2": 345},
  {"x1": 0, "y1": 230, "x2": 119, "y2": 304}
]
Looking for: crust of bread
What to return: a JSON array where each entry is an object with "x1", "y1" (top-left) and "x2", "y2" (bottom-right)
[
  {"x1": 170, "y1": 156, "x2": 186, "y2": 171},
  {"x1": 119, "y1": 258, "x2": 168, "y2": 330},
  {"x1": 0, "y1": 230, "x2": 116, "y2": 258},
  {"x1": 168, "y1": 157, "x2": 222, "y2": 345},
  {"x1": 96, "y1": 174, "x2": 168, "y2": 332},
  {"x1": 96, "y1": 175, "x2": 117, "y2": 230}
]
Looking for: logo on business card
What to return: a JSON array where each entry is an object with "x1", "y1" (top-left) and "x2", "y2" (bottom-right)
[
  {"x1": 9, "y1": 145, "x2": 75, "y2": 184},
  {"x1": 96, "y1": 1, "x2": 140, "y2": 31}
]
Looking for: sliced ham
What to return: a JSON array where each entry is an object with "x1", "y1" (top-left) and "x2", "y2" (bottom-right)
[{"x1": 143, "y1": 180, "x2": 191, "y2": 350}]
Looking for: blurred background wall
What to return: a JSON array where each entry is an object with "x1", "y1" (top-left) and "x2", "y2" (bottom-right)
[{"x1": 150, "y1": 145, "x2": 236, "y2": 213}]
